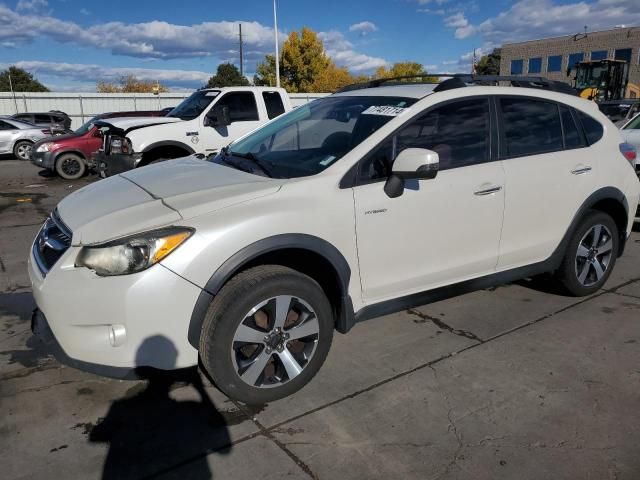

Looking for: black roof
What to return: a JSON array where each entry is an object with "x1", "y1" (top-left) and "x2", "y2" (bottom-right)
[{"x1": 337, "y1": 74, "x2": 578, "y2": 96}]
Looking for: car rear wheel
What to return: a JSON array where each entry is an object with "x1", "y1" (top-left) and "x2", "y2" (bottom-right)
[
  {"x1": 13, "y1": 140, "x2": 32, "y2": 161},
  {"x1": 199, "y1": 265, "x2": 334, "y2": 404},
  {"x1": 55, "y1": 153, "x2": 86, "y2": 180},
  {"x1": 555, "y1": 210, "x2": 619, "y2": 296}
]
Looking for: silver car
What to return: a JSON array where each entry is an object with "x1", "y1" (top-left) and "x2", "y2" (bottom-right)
[{"x1": 0, "y1": 117, "x2": 51, "y2": 161}]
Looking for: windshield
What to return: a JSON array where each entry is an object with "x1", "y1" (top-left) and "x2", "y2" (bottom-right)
[
  {"x1": 167, "y1": 90, "x2": 220, "y2": 120},
  {"x1": 576, "y1": 64, "x2": 608, "y2": 89},
  {"x1": 75, "y1": 119, "x2": 96, "y2": 134},
  {"x1": 624, "y1": 113, "x2": 640, "y2": 130},
  {"x1": 215, "y1": 95, "x2": 416, "y2": 179}
]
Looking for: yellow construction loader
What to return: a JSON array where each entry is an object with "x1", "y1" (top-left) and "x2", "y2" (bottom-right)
[{"x1": 569, "y1": 58, "x2": 639, "y2": 102}]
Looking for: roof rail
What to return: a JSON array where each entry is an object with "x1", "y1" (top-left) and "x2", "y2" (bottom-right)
[{"x1": 337, "y1": 74, "x2": 578, "y2": 96}]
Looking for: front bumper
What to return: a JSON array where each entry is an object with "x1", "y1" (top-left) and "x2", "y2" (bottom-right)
[
  {"x1": 28, "y1": 241, "x2": 202, "y2": 371},
  {"x1": 96, "y1": 152, "x2": 142, "y2": 178},
  {"x1": 30, "y1": 150, "x2": 55, "y2": 169}
]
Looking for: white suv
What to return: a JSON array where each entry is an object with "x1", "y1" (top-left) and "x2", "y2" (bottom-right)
[{"x1": 29, "y1": 77, "x2": 640, "y2": 404}]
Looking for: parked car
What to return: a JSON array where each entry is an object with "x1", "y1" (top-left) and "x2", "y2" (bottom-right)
[
  {"x1": 620, "y1": 112, "x2": 640, "y2": 219},
  {"x1": 95, "y1": 87, "x2": 291, "y2": 177},
  {"x1": 599, "y1": 100, "x2": 640, "y2": 127},
  {"x1": 0, "y1": 117, "x2": 51, "y2": 160},
  {"x1": 30, "y1": 110, "x2": 175, "y2": 180},
  {"x1": 12, "y1": 110, "x2": 72, "y2": 134},
  {"x1": 29, "y1": 77, "x2": 640, "y2": 404}
]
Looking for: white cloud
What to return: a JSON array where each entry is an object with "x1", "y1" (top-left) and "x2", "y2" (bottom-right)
[
  {"x1": 0, "y1": 61, "x2": 211, "y2": 90},
  {"x1": 79, "y1": 8, "x2": 90, "y2": 15},
  {"x1": 349, "y1": 21, "x2": 378, "y2": 36},
  {"x1": 318, "y1": 31, "x2": 388, "y2": 72},
  {"x1": 16, "y1": 0, "x2": 49, "y2": 12},
  {"x1": 444, "y1": 12, "x2": 477, "y2": 38},
  {"x1": 0, "y1": 5, "x2": 282, "y2": 62},
  {"x1": 444, "y1": 0, "x2": 640, "y2": 43}
]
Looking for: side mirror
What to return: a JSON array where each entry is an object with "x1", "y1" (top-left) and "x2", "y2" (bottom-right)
[
  {"x1": 205, "y1": 105, "x2": 231, "y2": 127},
  {"x1": 384, "y1": 148, "x2": 439, "y2": 198}
]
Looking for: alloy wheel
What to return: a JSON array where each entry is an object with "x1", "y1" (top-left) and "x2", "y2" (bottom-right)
[
  {"x1": 575, "y1": 224, "x2": 613, "y2": 287},
  {"x1": 16, "y1": 143, "x2": 31, "y2": 160},
  {"x1": 61, "y1": 157, "x2": 81, "y2": 177},
  {"x1": 231, "y1": 295, "x2": 320, "y2": 388}
]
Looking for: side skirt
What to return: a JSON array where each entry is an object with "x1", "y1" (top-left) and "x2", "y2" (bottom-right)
[{"x1": 352, "y1": 258, "x2": 558, "y2": 326}]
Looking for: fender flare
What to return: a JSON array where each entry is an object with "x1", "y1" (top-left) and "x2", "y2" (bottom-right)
[
  {"x1": 188, "y1": 234, "x2": 353, "y2": 348},
  {"x1": 558, "y1": 186, "x2": 629, "y2": 259},
  {"x1": 53, "y1": 149, "x2": 87, "y2": 163},
  {"x1": 142, "y1": 140, "x2": 195, "y2": 155}
]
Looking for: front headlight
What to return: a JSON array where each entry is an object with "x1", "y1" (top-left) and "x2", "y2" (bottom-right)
[
  {"x1": 110, "y1": 136, "x2": 131, "y2": 154},
  {"x1": 75, "y1": 227, "x2": 193, "y2": 276},
  {"x1": 36, "y1": 142, "x2": 54, "y2": 153}
]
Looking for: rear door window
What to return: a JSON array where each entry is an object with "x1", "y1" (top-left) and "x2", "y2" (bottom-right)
[
  {"x1": 499, "y1": 98, "x2": 563, "y2": 157},
  {"x1": 262, "y1": 92, "x2": 286, "y2": 119},
  {"x1": 560, "y1": 106, "x2": 586, "y2": 149},
  {"x1": 34, "y1": 114, "x2": 52, "y2": 124},
  {"x1": 0, "y1": 120, "x2": 14, "y2": 130},
  {"x1": 215, "y1": 92, "x2": 259, "y2": 122},
  {"x1": 576, "y1": 110, "x2": 604, "y2": 145}
]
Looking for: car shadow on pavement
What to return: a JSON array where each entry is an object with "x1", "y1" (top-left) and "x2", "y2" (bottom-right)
[{"x1": 87, "y1": 336, "x2": 234, "y2": 480}]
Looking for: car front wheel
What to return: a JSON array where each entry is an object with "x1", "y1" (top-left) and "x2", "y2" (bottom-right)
[
  {"x1": 55, "y1": 153, "x2": 86, "y2": 180},
  {"x1": 13, "y1": 140, "x2": 32, "y2": 161},
  {"x1": 556, "y1": 210, "x2": 619, "y2": 296},
  {"x1": 199, "y1": 265, "x2": 334, "y2": 404}
]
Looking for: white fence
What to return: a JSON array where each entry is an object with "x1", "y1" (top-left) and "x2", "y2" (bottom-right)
[{"x1": 0, "y1": 91, "x2": 329, "y2": 130}]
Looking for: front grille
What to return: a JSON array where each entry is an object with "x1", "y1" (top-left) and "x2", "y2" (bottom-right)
[{"x1": 33, "y1": 210, "x2": 72, "y2": 275}]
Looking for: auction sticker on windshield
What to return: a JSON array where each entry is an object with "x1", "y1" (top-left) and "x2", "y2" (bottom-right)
[{"x1": 362, "y1": 106, "x2": 409, "y2": 116}]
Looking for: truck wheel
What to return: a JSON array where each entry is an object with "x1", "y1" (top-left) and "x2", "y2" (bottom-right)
[
  {"x1": 554, "y1": 210, "x2": 619, "y2": 296},
  {"x1": 55, "y1": 153, "x2": 86, "y2": 180},
  {"x1": 199, "y1": 265, "x2": 334, "y2": 404},
  {"x1": 13, "y1": 140, "x2": 33, "y2": 161}
]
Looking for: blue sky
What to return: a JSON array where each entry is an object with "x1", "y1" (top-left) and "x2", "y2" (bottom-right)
[{"x1": 0, "y1": 0, "x2": 638, "y2": 91}]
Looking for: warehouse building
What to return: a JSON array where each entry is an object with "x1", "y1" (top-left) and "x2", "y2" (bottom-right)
[{"x1": 499, "y1": 26, "x2": 640, "y2": 96}]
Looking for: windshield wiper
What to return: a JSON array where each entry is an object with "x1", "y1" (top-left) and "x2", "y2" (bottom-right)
[{"x1": 227, "y1": 150, "x2": 273, "y2": 178}]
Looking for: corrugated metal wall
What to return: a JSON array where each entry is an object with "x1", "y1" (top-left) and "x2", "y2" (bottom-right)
[{"x1": 0, "y1": 92, "x2": 329, "y2": 129}]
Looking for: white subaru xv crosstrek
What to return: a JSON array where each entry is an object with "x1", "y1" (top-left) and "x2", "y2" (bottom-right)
[{"x1": 29, "y1": 78, "x2": 640, "y2": 404}]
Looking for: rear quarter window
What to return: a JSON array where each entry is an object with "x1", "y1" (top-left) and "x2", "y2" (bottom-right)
[{"x1": 575, "y1": 110, "x2": 604, "y2": 145}]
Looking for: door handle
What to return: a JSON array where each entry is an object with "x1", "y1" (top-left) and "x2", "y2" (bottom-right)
[
  {"x1": 474, "y1": 185, "x2": 503, "y2": 196},
  {"x1": 571, "y1": 166, "x2": 592, "y2": 175}
]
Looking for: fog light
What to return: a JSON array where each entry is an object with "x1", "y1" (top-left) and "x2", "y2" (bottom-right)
[{"x1": 109, "y1": 324, "x2": 127, "y2": 347}]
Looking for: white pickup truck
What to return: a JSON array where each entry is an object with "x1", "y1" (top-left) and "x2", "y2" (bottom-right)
[{"x1": 96, "y1": 86, "x2": 293, "y2": 176}]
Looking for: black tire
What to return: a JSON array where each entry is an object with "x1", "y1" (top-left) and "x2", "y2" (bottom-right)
[
  {"x1": 13, "y1": 140, "x2": 32, "y2": 161},
  {"x1": 55, "y1": 153, "x2": 86, "y2": 180},
  {"x1": 555, "y1": 210, "x2": 619, "y2": 296},
  {"x1": 199, "y1": 265, "x2": 334, "y2": 404}
]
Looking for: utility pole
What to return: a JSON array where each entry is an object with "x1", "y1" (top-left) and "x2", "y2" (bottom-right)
[
  {"x1": 239, "y1": 23, "x2": 244, "y2": 77},
  {"x1": 8, "y1": 73, "x2": 18, "y2": 114},
  {"x1": 273, "y1": 0, "x2": 280, "y2": 88}
]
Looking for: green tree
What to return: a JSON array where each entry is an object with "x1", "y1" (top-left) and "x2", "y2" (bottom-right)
[
  {"x1": 0, "y1": 66, "x2": 49, "y2": 92},
  {"x1": 207, "y1": 63, "x2": 249, "y2": 88},
  {"x1": 311, "y1": 64, "x2": 354, "y2": 92},
  {"x1": 280, "y1": 27, "x2": 331, "y2": 92},
  {"x1": 254, "y1": 27, "x2": 339, "y2": 93},
  {"x1": 374, "y1": 62, "x2": 438, "y2": 83},
  {"x1": 475, "y1": 49, "x2": 501, "y2": 75},
  {"x1": 254, "y1": 55, "x2": 277, "y2": 87}
]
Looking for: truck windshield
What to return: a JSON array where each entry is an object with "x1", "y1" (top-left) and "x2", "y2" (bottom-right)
[
  {"x1": 215, "y1": 95, "x2": 416, "y2": 179},
  {"x1": 167, "y1": 90, "x2": 220, "y2": 120}
]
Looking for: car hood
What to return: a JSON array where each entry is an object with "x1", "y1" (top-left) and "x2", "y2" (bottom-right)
[
  {"x1": 57, "y1": 156, "x2": 282, "y2": 244},
  {"x1": 32, "y1": 132, "x2": 81, "y2": 148},
  {"x1": 101, "y1": 116, "x2": 182, "y2": 131}
]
